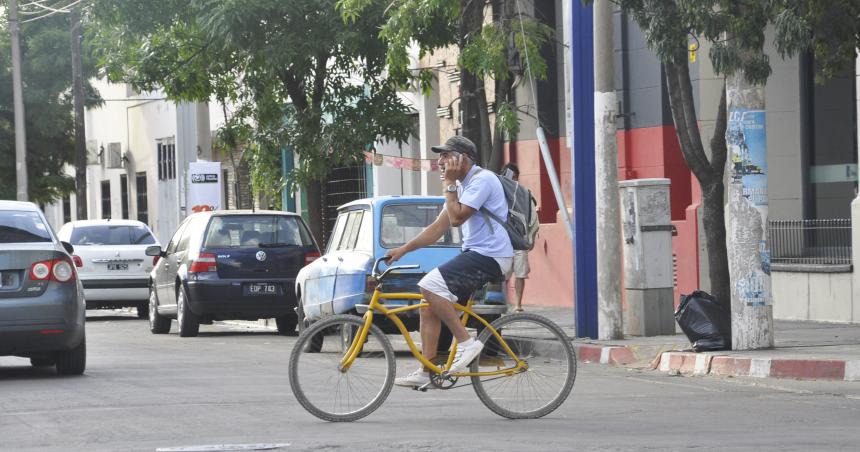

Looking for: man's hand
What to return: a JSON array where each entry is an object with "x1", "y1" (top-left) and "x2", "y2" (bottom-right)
[
  {"x1": 384, "y1": 246, "x2": 409, "y2": 264},
  {"x1": 443, "y1": 153, "x2": 468, "y2": 183}
]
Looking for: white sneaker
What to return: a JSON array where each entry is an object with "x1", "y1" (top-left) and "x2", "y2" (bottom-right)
[
  {"x1": 448, "y1": 339, "x2": 484, "y2": 374},
  {"x1": 394, "y1": 367, "x2": 430, "y2": 387}
]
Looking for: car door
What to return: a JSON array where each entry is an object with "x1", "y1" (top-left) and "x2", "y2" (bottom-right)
[
  {"x1": 331, "y1": 208, "x2": 373, "y2": 315},
  {"x1": 156, "y1": 218, "x2": 190, "y2": 305},
  {"x1": 299, "y1": 211, "x2": 347, "y2": 320}
]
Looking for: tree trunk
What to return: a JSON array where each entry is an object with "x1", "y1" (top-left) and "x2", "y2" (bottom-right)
[
  {"x1": 459, "y1": 0, "x2": 484, "y2": 148},
  {"x1": 663, "y1": 59, "x2": 732, "y2": 313},
  {"x1": 70, "y1": 8, "x2": 87, "y2": 219}
]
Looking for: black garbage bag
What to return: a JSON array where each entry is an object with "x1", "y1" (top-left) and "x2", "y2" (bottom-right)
[{"x1": 675, "y1": 290, "x2": 731, "y2": 352}]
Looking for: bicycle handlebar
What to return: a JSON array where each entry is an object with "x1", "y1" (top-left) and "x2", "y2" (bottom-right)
[{"x1": 372, "y1": 256, "x2": 419, "y2": 281}]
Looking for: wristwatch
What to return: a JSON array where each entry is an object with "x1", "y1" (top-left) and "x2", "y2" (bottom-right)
[{"x1": 445, "y1": 184, "x2": 458, "y2": 193}]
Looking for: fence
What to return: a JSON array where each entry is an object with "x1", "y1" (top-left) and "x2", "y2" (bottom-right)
[{"x1": 768, "y1": 219, "x2": 852, "y2": 266}]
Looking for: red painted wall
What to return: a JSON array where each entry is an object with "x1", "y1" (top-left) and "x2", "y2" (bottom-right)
[{"x1": 504, "y1": 138, "x2": 574, "y2": 308}]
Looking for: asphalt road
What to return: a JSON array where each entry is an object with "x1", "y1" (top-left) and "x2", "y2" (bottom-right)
[{"x1": 1, "y1": 311, "x2": 859, "y2": 452}]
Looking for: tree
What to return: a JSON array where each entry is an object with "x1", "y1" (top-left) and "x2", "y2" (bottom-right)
[
  {"x1": 88, "y1": 0, "x2": 415, "y2": 242},
  {"x1": 339, "y1": 0, "x2": 552, "y2": 173},
  {"x1": 0, "y1": 12, "x2": 100, "y2": 205},
  {"x1": 614, "y1": 0, "x2": 860, "y2": 327}
]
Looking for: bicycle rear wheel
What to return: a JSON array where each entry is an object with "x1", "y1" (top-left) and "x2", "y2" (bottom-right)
[
  {"x1": 472, "y1": 313, "x2": 576, "y2": 419},
  {"x1": 289, "y1": 314, "x2": 395, "y2": 422}
]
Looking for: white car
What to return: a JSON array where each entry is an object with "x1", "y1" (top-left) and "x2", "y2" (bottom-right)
[{"x1": 57, "y1": 219, "x2": 160, "y2": 318}]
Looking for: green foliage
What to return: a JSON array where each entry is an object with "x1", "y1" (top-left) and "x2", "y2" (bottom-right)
[
  {"x1": 0, "y1": 13, "x2": 101, "y2": 204},
  {"x1": 89, "y1": 0, "x2": 415, "y2": 193},
  {"x1": 495, "y1": 101, "x2": 520, "y2": 139},
  {"x1": 615, "y1": 0, "x2": 860, "y2": 85}
]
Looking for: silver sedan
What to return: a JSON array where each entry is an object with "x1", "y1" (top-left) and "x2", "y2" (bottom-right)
[{"x1": 0, "y1": 201, "x2": 86, "y2": 375}]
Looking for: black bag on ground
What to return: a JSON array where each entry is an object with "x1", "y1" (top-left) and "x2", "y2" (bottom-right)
[{"x1": 675, "y1": 290, "x2": 731, "y2": 352}]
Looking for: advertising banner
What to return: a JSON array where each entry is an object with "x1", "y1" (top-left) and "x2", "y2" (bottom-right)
[{"x1": 188, "y1": 161, "x2": 222, "y2": 213}]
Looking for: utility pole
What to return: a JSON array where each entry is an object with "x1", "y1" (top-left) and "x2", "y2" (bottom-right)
[
  {"x1": 70, "y1": 6, "x2": 87, "y2": 219},
  {"x1": 725, "y1": 75, "x2": 774, "y2": 350},
  {"x1": 593, "y1": 0, "x2": 623, "y2": 340},
  {"x1": 8, "y1": 0, "x2": 28, "y2": 201}
]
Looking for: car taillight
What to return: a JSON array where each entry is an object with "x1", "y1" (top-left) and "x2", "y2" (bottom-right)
[
  {"x1": 52, "y1": 260, "x2": 74, "y2": 282},
  {"x1": 72, "y1": 255, "x2": 83, "y2": 267},
  {"x1": 30, "y1": 259, "x2": 76, "y2": 282},
  {"x1": 189, "y1": 252, "x2": 217, "y2": 273},
  {"x1": 304, "y1": 251, "x2": 321, "y2": 265},
  {"x1": 365, "y1": 275, "x2": 378, "y2": 293},
  {"x1": 30, "y1": 260, "x2": 51, "y2": 280}
]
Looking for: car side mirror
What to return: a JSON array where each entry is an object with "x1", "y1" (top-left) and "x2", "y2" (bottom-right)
[
  {"x1": 145, "y1": 245, "x2": 163, "y2": 257},
  {"x1": 61, "y1": 241, "x2": 74, "y2": 254}
]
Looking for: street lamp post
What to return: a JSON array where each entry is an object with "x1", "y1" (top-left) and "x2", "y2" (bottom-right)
[{"x1": 8, "y1": 0, "x2": 28, "y2": 201}]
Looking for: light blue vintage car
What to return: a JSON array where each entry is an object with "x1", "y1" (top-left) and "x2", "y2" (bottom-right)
[{"x1": 294, "y1": 196, "x2": 508, "y2": 334}]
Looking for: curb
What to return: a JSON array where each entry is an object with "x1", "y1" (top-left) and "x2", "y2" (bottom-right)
[{"x1": 656, "y1": 351, "x2": 860, "y2": 381}]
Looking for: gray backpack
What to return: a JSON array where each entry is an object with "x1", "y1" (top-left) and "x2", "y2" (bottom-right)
[{"x1": 479, "y1": 171, "x2": 540, "y2": 251}]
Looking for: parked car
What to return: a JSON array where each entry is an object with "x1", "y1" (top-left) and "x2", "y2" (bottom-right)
[
  {"x1": 146, "y1": 210, "x2": 320, "y2": 337},
  {"x1": 295, "y1": 196, "x2": 508, "y2": 337},
  {"x1": 0, "y1": 201, "x2": 86, "y2": 375},
  {"x1": 57, "y1": 219, "x2": 160, "y2": 318}
]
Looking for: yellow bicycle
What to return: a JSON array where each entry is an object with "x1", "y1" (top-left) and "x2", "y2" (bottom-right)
[{"x1": 288, "y1": 257, "x2": 576, "y2": 422}]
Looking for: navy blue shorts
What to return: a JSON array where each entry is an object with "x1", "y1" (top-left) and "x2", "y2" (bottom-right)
[{"x1": 418, "y1": 250, "x2": 503, "y2": 304}]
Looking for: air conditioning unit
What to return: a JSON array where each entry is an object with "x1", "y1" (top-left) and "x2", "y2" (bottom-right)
[
  {"x1": 86, "y1": 140, "x2": 99, "y2": 165},
  {"x1": 106, "y1": 142, "x2": 123, "y2": 169},
  {"x1": 436, "y1": 106, "x2": 452, "y2": 119}
]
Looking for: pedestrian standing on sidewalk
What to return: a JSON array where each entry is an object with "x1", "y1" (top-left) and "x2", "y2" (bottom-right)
[
  {"x1": 384, "y1": 135, "x2": 514, "y2": 388},
  {"x1": 500, "y1": 163, "x2": 530, "y2": 312}
]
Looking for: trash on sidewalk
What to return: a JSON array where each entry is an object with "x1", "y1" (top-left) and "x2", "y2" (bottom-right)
[{"x1": 674, "y1": 290, "x2": 731, "y2": 352}]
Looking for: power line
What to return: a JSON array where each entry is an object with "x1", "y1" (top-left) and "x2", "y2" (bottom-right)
[{"x1": 19, "y1": 0, "x2": 81, "y2": 23}]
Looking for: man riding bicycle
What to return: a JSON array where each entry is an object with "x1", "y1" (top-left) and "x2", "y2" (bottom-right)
[{"x1": 384, "y1": 135, "x2": 514, "y2": 387}]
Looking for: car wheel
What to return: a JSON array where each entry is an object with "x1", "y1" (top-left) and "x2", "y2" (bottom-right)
[
  {"x1": 177, "y1": 285, "x2": 200, "y2": 337},
  {"x1": 276, "y1": 314, "x2": 299, "y2": 336},
  {"x1": 149, "y1": 289, "x2": 171, "y2": 334},
  {"x1": 30, "y1": 356, "x2": 55, "y2": 367},
  {"x1": 297, "y1": 295, "x2": 322, "y2": 353},
  {"x1": 137, "y1": 300, "x2": 150, "y2": 320},
  {"x1": 56, "y1": 336, "x2": 86, "y2": 375}
]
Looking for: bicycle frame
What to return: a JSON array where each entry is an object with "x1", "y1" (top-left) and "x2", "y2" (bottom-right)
[{"x1": 338, "y1": 286, "x2": 527, "y2": 378}]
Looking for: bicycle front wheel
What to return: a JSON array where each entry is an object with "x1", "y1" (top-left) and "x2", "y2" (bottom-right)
[
  {"x1": 472, "y1": 313, "x2": 577, "y2": 419},
  {"x1": 289, "y1": 314, "x2": 395, "y2": 422}
]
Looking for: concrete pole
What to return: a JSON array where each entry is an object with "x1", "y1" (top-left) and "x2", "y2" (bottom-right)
[
  {"x1": 8, "y1": 0, "x2": 28, "y2": 201},
  {"x1": 70, "y1": 7, "x2": 88, "y2": 219},
  {"x1": 593, "y1": 0, "x2": 623, "y2": 340},
  {"x1": 725, "y1": 75, "x2": 774, "y2": 350}
]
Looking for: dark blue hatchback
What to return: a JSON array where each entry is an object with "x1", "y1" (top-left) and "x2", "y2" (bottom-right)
[{"x1": 146, "y1": 211, "x2": 319, "y2": 337}]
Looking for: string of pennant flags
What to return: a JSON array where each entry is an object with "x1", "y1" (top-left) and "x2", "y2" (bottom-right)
[{"x1": 363, "y1": 151, "x2": 440, "y2": 172}]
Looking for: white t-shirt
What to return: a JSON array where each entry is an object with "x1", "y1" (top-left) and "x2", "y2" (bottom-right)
[{"x1": 456, "y1": 165, "x2": 514, "y2": 259}]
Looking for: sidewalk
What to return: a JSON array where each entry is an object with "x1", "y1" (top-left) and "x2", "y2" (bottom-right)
[{"x1": 527, "y1": 306, "x2": 860, "y2": 382}]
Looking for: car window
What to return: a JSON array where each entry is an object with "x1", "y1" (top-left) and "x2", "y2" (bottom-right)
[
  {"x1": 380, "y1": 204, "x2": 462, "y2": 248},
  {"x1": 177, "y1": 216, "x2": 205, "y2": 252},
  {"x1": 68, "y1": 224, "x2": 156, "y2": 246},
  {"x1": 0, "y1": 210, "x2": 52, "y2": 243},
  {"x1": 202, "y1": 215, "x2": 314, "y2": 248},
  {"x1": 165, "y1": 218, "x2": 191, "y2": 254},
  {"x1": 337, "y1": 211, "x2": 363, "y2": 251},
  {"x1": 354, "y1": 210, "x2": 372, "y2": 252},
  {"x1": 326, "y1": 214, "x2": 348, "y2": 254}
]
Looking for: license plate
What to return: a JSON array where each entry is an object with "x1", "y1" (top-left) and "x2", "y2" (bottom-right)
[
  {"x1": 107, "y1": 263, "x2": 129, "y2": 271},
  {"x1": 245, "y1": 282, "x2": 278, "y2": 296}
]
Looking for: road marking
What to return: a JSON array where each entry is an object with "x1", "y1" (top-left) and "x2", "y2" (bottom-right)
[{"x1": 156, "y1": 444, "x2": 290, "y2": 452}]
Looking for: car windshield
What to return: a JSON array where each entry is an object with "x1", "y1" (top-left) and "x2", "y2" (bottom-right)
[
  {"x1": 203, "y1": 215, "x2": 314, "y2": 248},
  {"x1": 69, "y1": 224, "x2": 156, "y2": 245},
  {"x1": 381, "y1": 203, "x2": 462, "y2": 248},
  {"x1": 0, "y1": 210, "x2": 52, "y2": 243}
]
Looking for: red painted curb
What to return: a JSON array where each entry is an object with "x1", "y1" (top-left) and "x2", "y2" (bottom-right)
[{"x1": 770, "y1": 359, "x2": 846, "y2": 380}]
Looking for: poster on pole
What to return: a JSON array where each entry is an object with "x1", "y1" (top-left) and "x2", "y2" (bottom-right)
[
  {"x1": 187, "y1": 161, "x2": 222, "y2": 213},
  {"x1": 727, "y1": 108, "x2": 770, "y2": 307}
]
